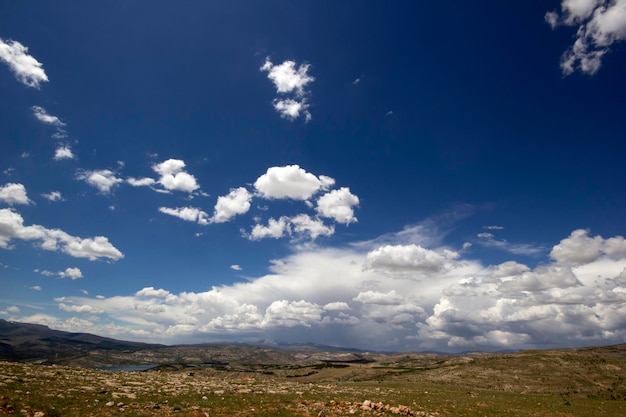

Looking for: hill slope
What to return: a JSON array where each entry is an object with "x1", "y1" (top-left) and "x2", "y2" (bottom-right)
[{"x1": 0, "y1": 319, "x2": 163, "y2": 363}]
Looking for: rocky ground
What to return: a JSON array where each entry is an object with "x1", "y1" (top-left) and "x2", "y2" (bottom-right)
[
  {"x1": 2, "y1": 344, "x2": 626, "y2": 417},
  {"x1": 0, "y1": 361, "x2": 440, "y2": 417}
]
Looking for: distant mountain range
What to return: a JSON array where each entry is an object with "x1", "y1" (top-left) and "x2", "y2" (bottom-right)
[
  {"x1": 0, "y1": 319, "x2": 164, "y2": 363},
  {"x1": 0, "y1": 319, "x2": 378, "y2": 367}
]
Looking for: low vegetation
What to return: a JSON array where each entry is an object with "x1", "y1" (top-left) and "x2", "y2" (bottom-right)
[{"x1": 2, "y1": 344, "x2": 626, "y2": 416}]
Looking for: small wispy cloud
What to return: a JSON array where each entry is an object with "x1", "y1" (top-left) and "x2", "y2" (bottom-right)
[
  {"x1": 42, "y1": 191, "x2": 63, "y2": 202},
  {"x1": 32, "y1": 106, "x2": 68, "y2": 141},
  {"x1": 32, "y1": 106, "x2": 64, "y2": 127},
  {"x1": 476, "y1": 232, "x2": 544, "y2": 256}
]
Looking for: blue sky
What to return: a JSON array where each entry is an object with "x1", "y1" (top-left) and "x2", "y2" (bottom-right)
[{"x1": 1, "y1": 1, "x2": 626, "y2": 352}]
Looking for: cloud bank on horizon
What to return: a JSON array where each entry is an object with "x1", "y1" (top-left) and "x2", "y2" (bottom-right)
[
  {"x1": 14, "y1": 218, "x2": 626, "y2": 352},
  {"x1": 1, "y1": 2, "x2": 625, "y2": 352}
]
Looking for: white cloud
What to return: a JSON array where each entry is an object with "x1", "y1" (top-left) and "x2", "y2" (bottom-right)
[
  {"x1": 58, "y1": 303, "x2": 103, "y2": 314},
  {"x1": 273, "y1": 98, "x2": 311, "y2": 122},
  {"x1": 248, "y1": 214, "x2": 334, "y2": 241},
  {"x1": 547, "y1": 0, "x2": 626, "y2": 75},
  {"x1": 159, "y1": 206, "x2": 210, "y2": 225},
  {"x1": 0, "y1": 38, "x2": 48, "y2": 88},
  {"x1": 260, "y1": 58, "x2": 314, "y2": 96},
  {"x1": 254, "y1": 165, "x2": 333, "y2": 200},
  {"x1": 76, "y1": 169, "x2": 122, "y2": 194},
  {"x1": 152, "y1": 159, "x2": 199, "y2": 193},
  {"x1": 476, "y1": 232, "x2": 544, "y2": 255},
  {"x1": 323, "y1": 302, "x2": 351, "y2": 311},
  {"x1": 483, "y1": 225, "x2": 504, "y2": 230},
  {"x1": 260, "y1": 58, "x2": 314, "y2": 121},
  {"x1": 16, "y1": 215, "x2": 626, "y2": 352},
  {"x1": 230, "y1": 264, "x2": 243, "y2": 271},
  {"x1": 0, "y1": 183, "x2": 31, "y2": 205},
  {"x1": 54, "y1": 145, "x2": 75, "y2": 160},
  {"x1": 497, "y1": 265, "x2": 581, "y2": 293},
  {"x1": 551, "y1": 229, "x2": 626, "y2": 265},
  {"x1": 42, "y1": 191, "x2": 63, "y2": 202},
  {"x1": 262, "y1": 300, "x2": 323, "y2": 328},
  {"x1": 364, "y1": 244, "x2": 459, "y2": 275},
  {"x1": 353, "y1": 290, "x2": 403, "y2": 305},
  {"x1": 0, "y1": 305, "x2": 20, "y2": 315},
  {"x1": 135, "y1": 287, "x2": 171, "y2": 298},
  {"x1": 0, "y1": 208, "x2": 123, "y2": 261},
  {"x1": 58, "y1": 267, "x2": 83, "y2": 280},
  {"x1": 491, "y1": 261, "x2": 531, "y2": 278},
  {"x1": 211, "y1": 187, "x2": 252, "y2": 223},
  {"x1": 316, "y1": 187, "x2": 359, "y2": 224},
  {"x1": 127, "y1": 177, "x2": 156, "y2": 187},
  {"x1": 29, "y1": 285, "x2": 42, "y2": 291},
  {"x1": 31, "y1": 106, "x2": 65, "y2": 126},
  {"x1": 249, "y1": 217, "x2": 290, "y2": 240},
  {"x1": 289, "y1": 214, "x2": 334, "y2": 240}
]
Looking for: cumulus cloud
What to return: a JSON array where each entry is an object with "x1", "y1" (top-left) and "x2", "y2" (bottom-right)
[
  {"x1": 24, "y1": 227, "x2": 626, "y2": 351},
  {"x1": 254, "y1": 165, "x2": 334, "y2": 200},
  {"x1": 0, "y1": 183, "x2": 32, "y2": 205},
  {"x1": 273, "y1": 98, "x2": 311, "y2": 122},
  {"x1": 290, "y1": 214, "x2": 334, "y2": 240},
  {"x1": 211, "y1": 187, "x2": 252, "y2": 223},
  {"x1": 152, "y1": 159, "x2": 200, "y2": 193},
  {"x1": 354, "y1": 290, "x2": 403, "y2": 305},
  {"x1": 546, "y1": 0, "x2": 626, "y2": 75},
  {"x1": 42, "y1": 191, "x2": 63, "y2": 202},
  {"x1": 249, "y1": 217, "x2": 290, "y2": 240},
  {"x1": 551, "y1": 229, "x2": 626, "y2": 265},
  {"x1": 260, "y1": 58, "x2": 314, "y2": 95},
  {"x1": 145, "y1": 164, "x2": 357, "y2": 242},
  {"x1": 497, "y1": 265, "x2": 581, "y2": 293},
  {"x1": 248, "y1": 215, "x2": 334, "y2": 241},
  {"x1": 0, "y1": 208, "x2": 123, "y2": 261},
  {"x1": 136, "y1": 287, "x2": 171, "y2": 298},
  {"x1": 54, "y1": 145, "x2": 75, "y2": 160},
  {"x1": 262, "y1": 300, "x2": 323, "y2": 328},
  {"x1": 0, "y1": 38, "x2": 48, "y2": 88},
  {"x1": 58, "y1": 303, "x2": 103, "y2": 314},
  {"x1": 364, "y1": 244, "x2": 459, "y2": 275},
  {"x1": 39, "y1": 267, "x2": 83, "y2": 279},
  {"x1": 230, "y1": 264, "x2": 243, "y2": 271},
  {"x1": 490, "y1": 261, "x2": 531, "y2": 278},
  {"x1": 316, "y1": 187, "x2": 359, "y2": 224},
  {"x1": 159, "y1": 206, "x2": 210, "y2": 225},
  {"x1": 260, "y1": 58, "x2": 314, "y2": 121},
  {"x1": 76, "y1": 169, "x2": 122, "y2": 194}
]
